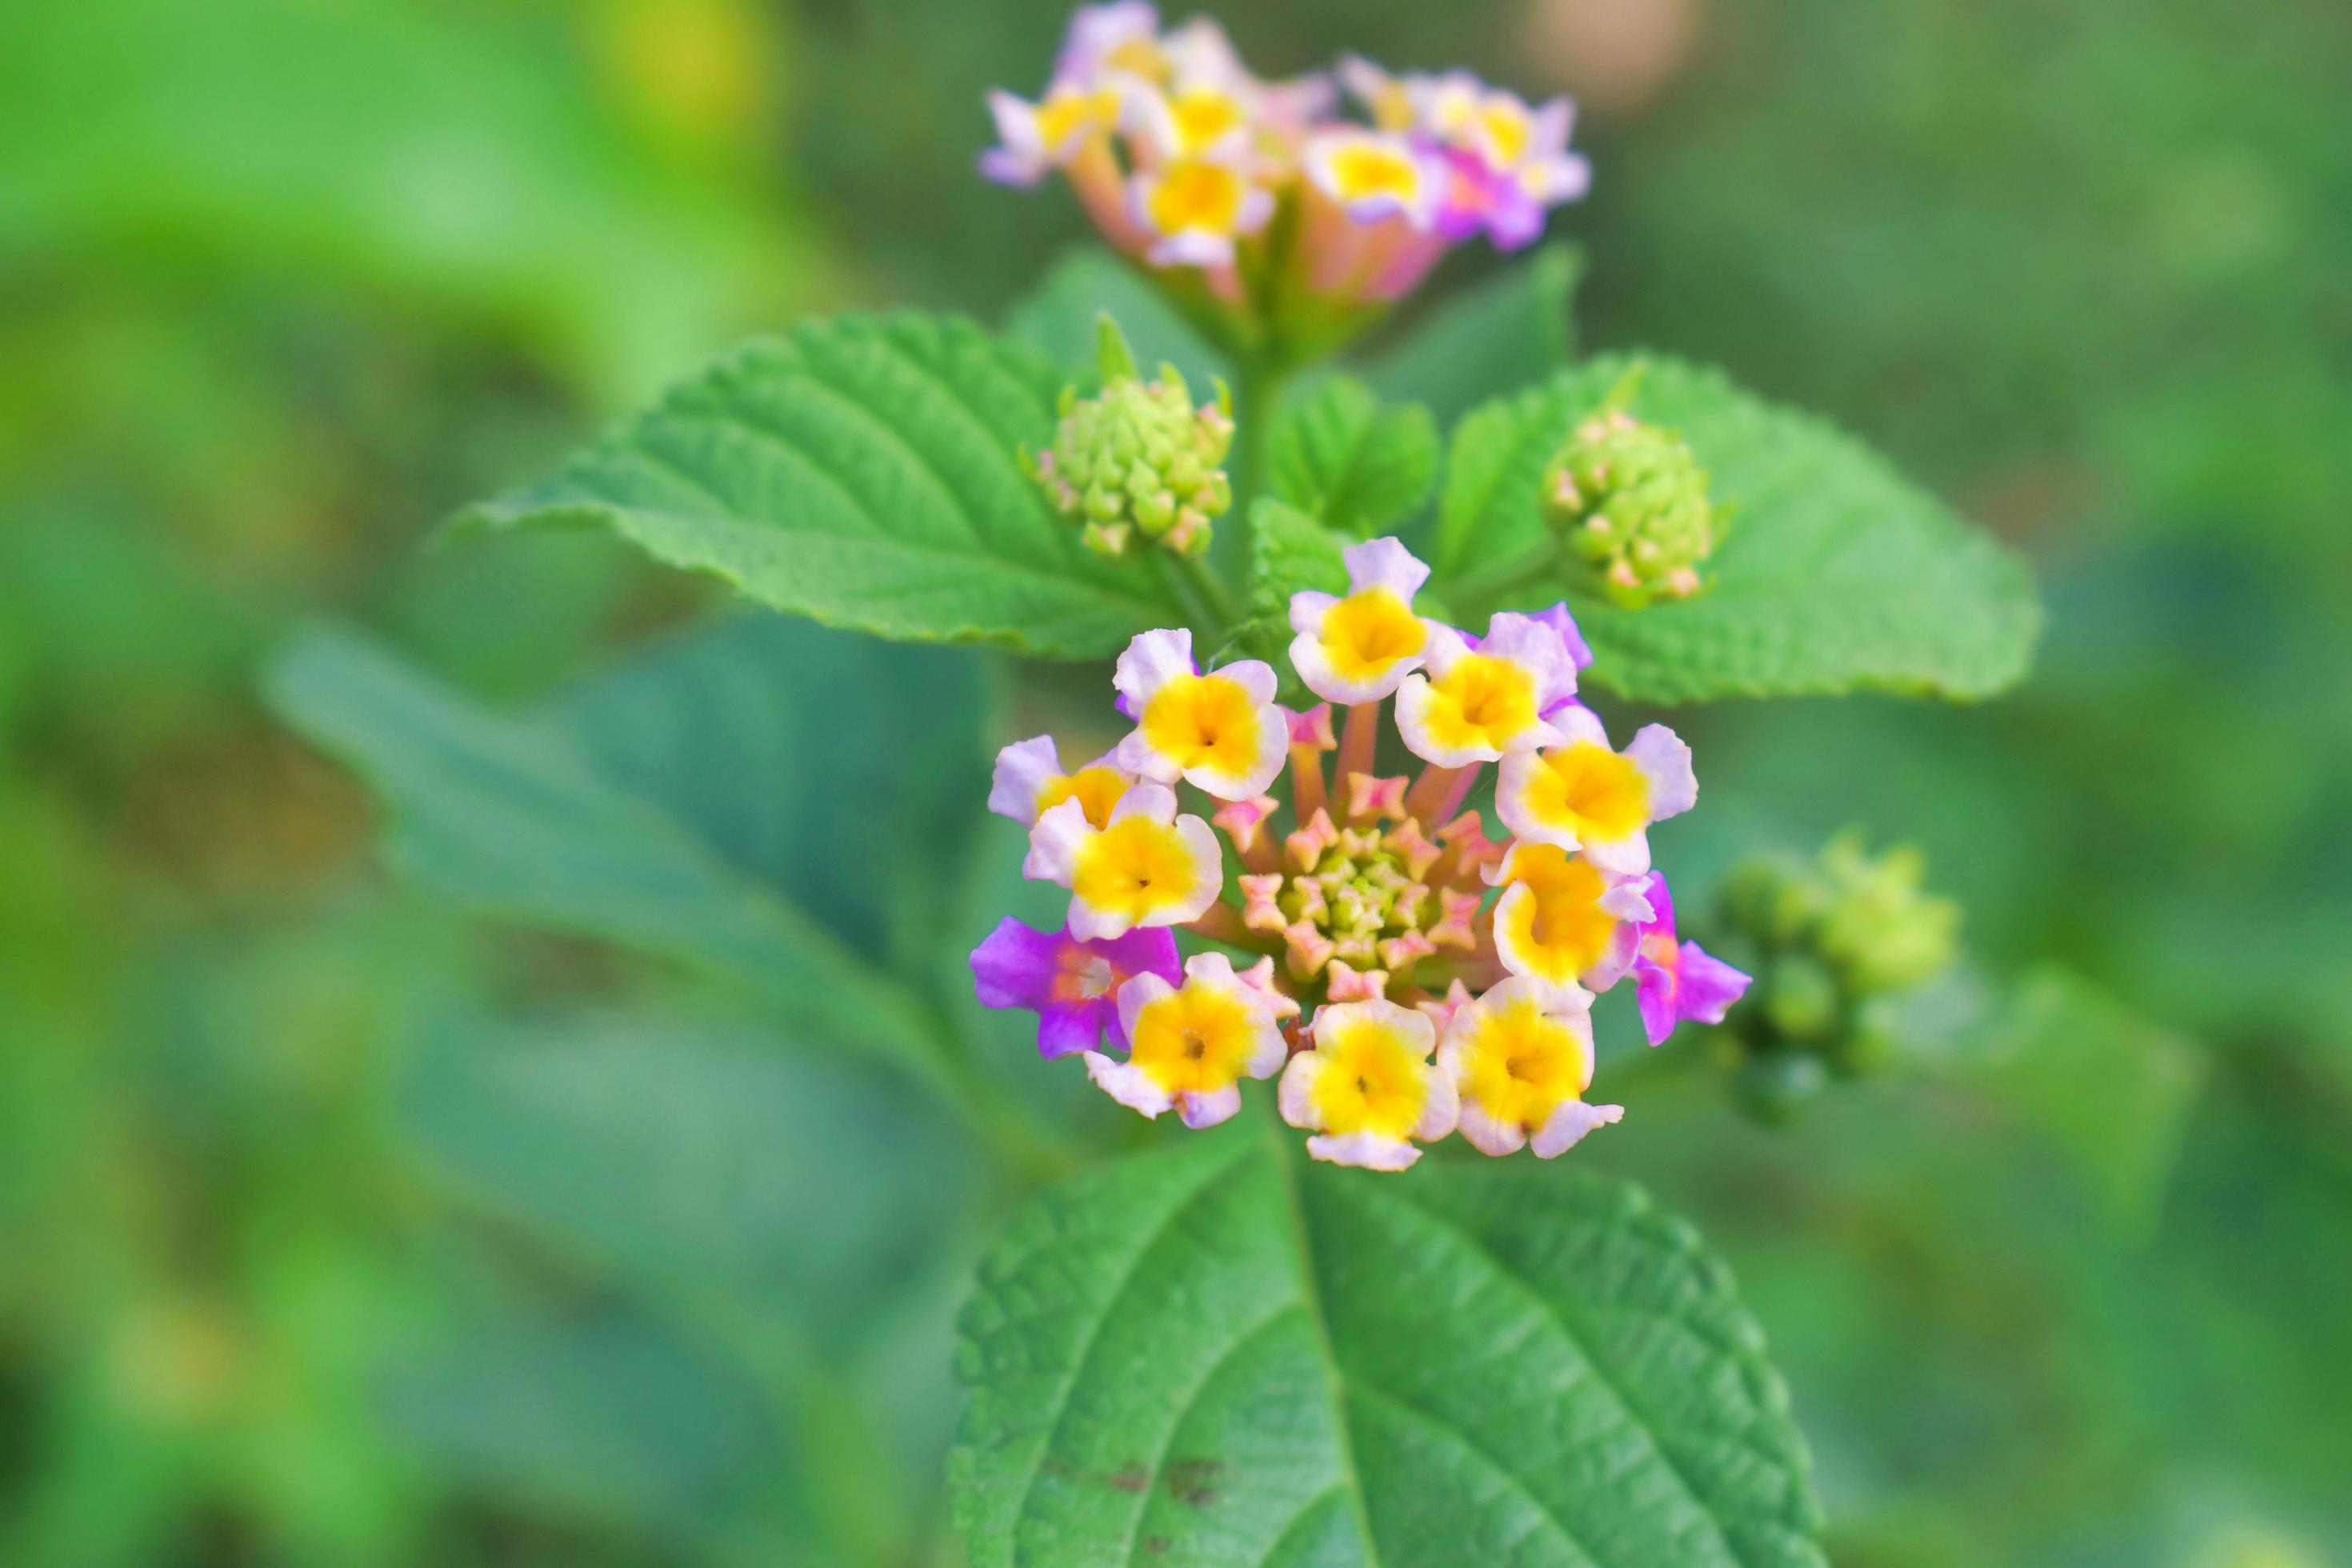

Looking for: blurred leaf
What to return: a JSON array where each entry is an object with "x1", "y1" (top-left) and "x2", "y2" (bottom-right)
[
  {"x1": 0, "y1": 0, "x2": 816, "y2": 402},
  {"x1": 1358, "y1": 243, "x2": 1583, "y2": 426},
  {"x1": 1972, "y1": 967, "x2": 2208, "y2": 1236},
  {"x1": 1438, "y1": 355, "x2": 2042, "y2": 702},
  {"x1": 265, "y1": 622, "x2": 945, "y2": 1078},
  {"x1": 1006, "y1": 247, "x2": 1234, "y2": 394},
  {"x1": 381, "y1": 1310, "x2": 800, "y2": 1548},
  {"x1": 952, "y1": 1113, "x2": 1826, "y2": 1566},
  {"x1": 458, "y1": 313, "x2": 1182, "y2": 657},
  {"x1": 406, "y1": 1012, "x2": 972, "y2": 1345},
  {"x1": 1266, "y1": 378, "x2": 1440, "y2": 538},
  {"x1": 546, "y1": 612, "x2": 996, "y2": 973},
  {"x1": 1212, "y1": 498, "x2": 1349, "y2": 694}
]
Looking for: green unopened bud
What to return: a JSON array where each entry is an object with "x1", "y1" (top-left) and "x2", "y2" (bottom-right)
[
  {"x1": 1714, "y1": 832, "x2": 1960, "y2": 1087},
  {"x1": 1813, "y1": 833, "x2": 1961, "y2": 995},
  {"x1": 1026, "y1": 314, "x2": 1232, "y2": 561},
  {"x1": 1734, "y1": 1050, "x2": 1827, "y2": 1125},
  {"x1": 1830, "y1": 998, "x2": 1902, "y2": 1078},
  {"x1": 1722, "y1": 852, "x2": 1826, "y2": 948},
  {"x1": 1539, "y1": 363, "x2": 1728, "y2": 609},
  {"x1": 1761, "y1": 953, "x2": 1842, "y2": 1042}
]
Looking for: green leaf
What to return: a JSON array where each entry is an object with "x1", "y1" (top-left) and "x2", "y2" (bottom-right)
[
  {"x1": 455, "y1": 311, "x2": 1183, "y2": 658},
  {"x1": 1360, "y1": 243, "x2": 1583, "y2": 426},
  {"x1": 1436, "y1": 354, "x2": 2042, "y2": 702},
  {"x1": 381, "y1": 1310, "x2": 802, "y2": 1546},
  {"x1": 952, "y1": 1113, "x2": 1826, "y2": 1566},
  {"x1": 1007, "y1": 246, "x2": 1234, "y2": 394},
  {"x1": 1213, "y1": 498, "x2": 1350, "y2": 691},
  {"x1": 1970, "y1": 967, "x2": 2207, "y2": 1237},
  {"x1": 406, "y1": 1012, "x2": 974, "y2": 1342},
  {"x1": 402, "y1": 1013, "x2": 983, "y2": 1562},
  {"x1": 1267, "y1": 377, "x2": 1440, "y2": 538},
  {"x1": 264, "y1": 620, "x2": 950, "y2": 1076},
  {"x1": 544, "y1": 612, "x2": 995, "y2": 974}
]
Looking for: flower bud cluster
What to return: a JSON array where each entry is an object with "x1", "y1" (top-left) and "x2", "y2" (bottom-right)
[
  {"x1": 1029, "y1": 319, "x2": 1231, "y2": 559},
  {"x1": 980, "y1": 5, "x2": 1592, "y2": 364},
  {"x1": 1713, "y1": 833, "x2": 1961, "y2": 1120},
  {"x1": 1540, "y1": 400, "x2": 1726, "y2": 609}
]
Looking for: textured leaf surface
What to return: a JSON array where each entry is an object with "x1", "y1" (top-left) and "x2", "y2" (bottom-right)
[
  {"x1": 1361, "y1": 243, "x2": 1583, "y2": 426},
  {"x1": 1435, "y1": 354, "x2": 2041, "y2": 702},
  {"x1": 458, "y1": 311, "x2": 1182, "y2": 657},
  {"x1": 952, "y1": 1114, "x2": 1826, "y2": 1567},
  {"x1": 266, "y1": 618, "x2": 968, "y2": 1073},
  {"x1": 1213, "y1": 499, "x2": 1350, "y2": 694},
  {"x1": 1268, "y1": 377, "x2": 1440, "y2": 538}
]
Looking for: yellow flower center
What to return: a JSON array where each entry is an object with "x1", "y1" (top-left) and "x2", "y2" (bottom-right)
[
  {"x1": 1105, "y1": 37, "x2": 1170, "y2": 82},
  {"x1": 1460, "y1": 999, "x2": 1588, "y2": 1130},
  {"x1": 1310, "y1": 1021, "x2": 1430, "y2": 1139},
  {"x1": 1520, "y1": 742, "x2": 1650, "y2": 842},
  {"x1": 1141, "y1": 672, "x2": 1264, "y2": 776},
  {"x1": 1478, "y1": 101, "x2": 1530, "y2": 166},
  {"x1": 1421, "y1": 653, "x2": 1538, "y2": 754},
  {"x1": 1367, "y1": 83, "x2": 1414, "y2": 133},
  {"x1": 1128, "y1": 985, "x2": 1258, "y2": 1095},
  {"x1": 1036, "y1": 86, "x2": 1118, "y2": 152},
  {"x1": 1499, "y1": 844, "x2": 1621, "y2": 981},
  {"x1": 1147, "y1": 160, "x2": 1248, "y2": 234},
  {"x1": 1036, "y1": 764, "x2": 1130, "y2": 830},
  {"x1": 1318, "y1": 588, "x2": 1427, "y2": 682},
  {"x1": 1168, "y1": 87, "x2": 1246, "y2": 153},
  {"x1": 1073, "y1": 817, "x2": 1203, "y2": 926},
  {"x1": 1329, "y1": 142, "x2": 1422, "y2": 205}
]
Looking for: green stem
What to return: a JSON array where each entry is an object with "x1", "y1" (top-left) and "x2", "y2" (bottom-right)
[
  {"x1": 1221, "y1": 355, "x2": 1288, "y2": 579},
  {"x1": 1177, "y1": 550, "x2": 1242, "y2": 633},
  {"x1": 1154, "y1": 551, "x2": 1215, "y2": 636}
]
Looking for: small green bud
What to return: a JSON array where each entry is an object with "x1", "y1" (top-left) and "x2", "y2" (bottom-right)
[
  {"x1": 1714, "y1": 832, "x2": 1961, "y2": 1089},
  {"x1": 1830, "y1": 998, "x2": 1902, "y2": 1078},
  {"x1": 1027, "y1": 314, "x2": 1232, "y2": 561},
  {"x1": 1814, "y1": 832, "x2": 1961, "y2": 996},
  {"x1": 1539, "y1": 363, "x2": 1728, "y2": 609},
  {"x1": 1761, "y1": 953, "x2": 1842, "y2": 1042},
  {"x1": 1722, "y1": 852, "x2": 1826, "y2": 948}
]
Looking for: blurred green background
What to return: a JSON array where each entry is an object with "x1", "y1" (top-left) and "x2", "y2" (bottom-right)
[{"x1": 2, "y1": 0, "x2": 2346, "y2": 1562}]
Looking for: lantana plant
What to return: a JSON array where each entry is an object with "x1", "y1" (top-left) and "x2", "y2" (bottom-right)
[{"x1": 294, "y1": 5, "x2": 2041, "y2": 1562}]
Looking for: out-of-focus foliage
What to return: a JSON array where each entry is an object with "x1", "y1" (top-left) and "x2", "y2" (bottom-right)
[{"x1": 4, "y1": 0, "x2": 2348, "y2": 1564}]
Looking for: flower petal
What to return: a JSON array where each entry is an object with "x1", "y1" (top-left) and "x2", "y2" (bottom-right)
[
  {"x1": 988, "y1": 734, "x2": 1063, "y2": 824},
  {"x1": 1530, "y1": 1099, "x2": 1623, "y2": 1158},
  {"x1": 1626, "y1": 723, "x2": 1697, "y2": 822},
  {"x1": 1342, "y1": 537, "x2": 1431, "y2": 600},
  {"x1": 1024, "y1": 797, "x2": 1094, "y2": 884},
  {"x1": 1114, "y1": 628, "x2": 1198, "y2": 714},
  {"x1": 1177, "y1": 1083, "x2": 1244, "y2": 1129},
  {"x1": 1085, "y1": 1051, "x2": 1177, "y2": 1118},
  {"x1": 1304, "y1": 1130, "x2": 1421, "y2": 1170}
]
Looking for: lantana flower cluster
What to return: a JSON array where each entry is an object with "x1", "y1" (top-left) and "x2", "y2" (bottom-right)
[
  {"x1": 982, "y1": 3, "x2": 1590, "y2": 358},
  {"x1": 970, "y1": 538, "x2": 1750, "y2": 1171}
]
